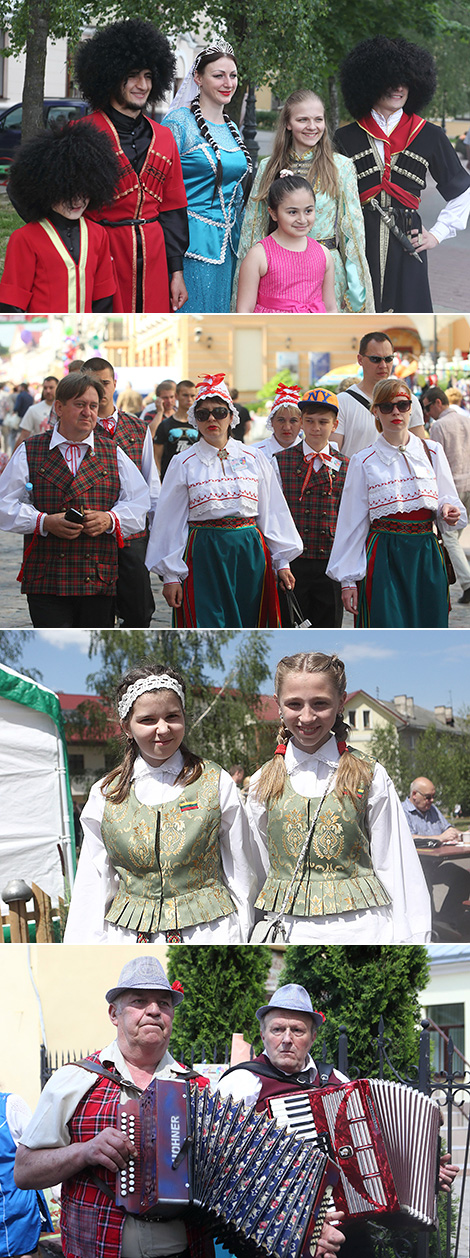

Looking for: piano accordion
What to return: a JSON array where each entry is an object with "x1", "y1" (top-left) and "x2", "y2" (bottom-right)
[
  {"x1": 266, "y1": 1079, "x2": 441, "y2": 1228},
  {"x1": 116, "y1": 1079, "x2": 337, "y2": 1258}
]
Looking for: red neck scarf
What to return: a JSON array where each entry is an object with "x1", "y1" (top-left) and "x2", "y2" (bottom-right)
[{"x1": 357, "y1": 112, "x2": 426, "y2": 209}]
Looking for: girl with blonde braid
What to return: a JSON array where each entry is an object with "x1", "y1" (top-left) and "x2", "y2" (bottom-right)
[
  {"x1": 65, "y1": 663, "x2": 255, "y2": 944},
  {"x1": 247, "y1": 651, "x2": 430, "y2": 943}
]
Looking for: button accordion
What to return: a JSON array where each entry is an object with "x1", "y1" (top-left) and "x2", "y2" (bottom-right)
[
  {"x1": 265, "y1": 1079, "x2": 441, "y2": 1228},
  {"x1": 116, "y1": 1078, "x2": 338, "y2": 1258}
]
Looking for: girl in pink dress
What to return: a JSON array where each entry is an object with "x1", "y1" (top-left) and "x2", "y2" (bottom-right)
[{"x1": 236, "y1": 174, "x2": 337, "y2": 313}]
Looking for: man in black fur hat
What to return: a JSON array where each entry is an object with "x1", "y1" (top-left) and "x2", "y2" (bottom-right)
[
  {"x1": 335, "y1": 37, "x2": 470, "y2": 312},
  {"x1": 75, "y1": 19, "x2": 189, "y2": 314}
]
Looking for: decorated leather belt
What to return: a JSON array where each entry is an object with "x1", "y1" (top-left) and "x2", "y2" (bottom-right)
[
  {"x1": 370, "y1": 511, "x2": 433, "y2": 534},
  {"x1": 98, "y1": 215, "x2": 160, "y2": 227},
  {"x1": 318, "y1": 237, "x2": 336, "y2": 249},
  {"x1": 190, "y1": 516, "x2": 257, "y2": 530}
]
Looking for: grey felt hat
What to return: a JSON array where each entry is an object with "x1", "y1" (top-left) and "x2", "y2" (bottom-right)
[
  {"x1": 105, "y1": 956, "x2": 184, "y2": 1006},
  {"x1": 256, "y1": 984, "x2": 324, "y2": 1027}
]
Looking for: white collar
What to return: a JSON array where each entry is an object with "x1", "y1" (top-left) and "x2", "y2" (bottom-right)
[
  {"x1": 196, "y1": 435, "x2": 244, "y2": 466},
  {"x1": 102, "y1": 1041, "x2": 182, "y2": 1082},
  {"x1": 51, "y1": 426, "x2": 95, "y2": 451},
  {"x1": 371, "y1": 106, "x2": 403, "y2": 134},
  {"x1": 132, "y1": 750, "x2": 185, "y2": 780},
  {"x1": 302, "y1": 440, "x2": 331, "y2": 460},
  {"x1": 285, "y1": 734, "x2": 339, "y2": 772},
  {"x1": 374, "y1": 429, "x2": 428, "y2": 467}
]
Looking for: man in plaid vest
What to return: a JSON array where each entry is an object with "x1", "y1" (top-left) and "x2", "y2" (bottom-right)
[
  {"x1": 274, "y1": 388, "x2": 348, "y2": 627},
  {"x1": 0, "y1": 372, "x2": 150, "y2": 627},
  {"x1": 15, "y1": 957, "x2": 212, "y2": 1258},
  {"x1": 83, "y1": 356, "x2": 160, "y2": 627}
]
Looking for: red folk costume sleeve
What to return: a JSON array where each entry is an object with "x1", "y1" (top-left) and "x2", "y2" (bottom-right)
[
  {"x1": 85, "y1": 111, "x2": 188, "y2": 314},
  {"x1": 0, "y1": 220, "x2": 117, "y2": 312}
]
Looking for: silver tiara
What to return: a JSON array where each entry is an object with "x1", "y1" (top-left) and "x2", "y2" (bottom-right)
[
  {"x1": 193, "y1": 41, "x2": 235, "y2": 73},
  {"x1": 118, "y1": 675, "x2": 185, "y2": 720}
]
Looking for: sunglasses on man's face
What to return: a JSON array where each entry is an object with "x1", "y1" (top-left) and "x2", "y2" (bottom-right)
[
  {"x1": 377, "y1": 400, "x2": 411, "y2": 415},
  {"x1": 195, "y1": 406, "x2": 230, "y2": 421},
  {"x1": 364, "y1": 354, "x2": 394, "y2": 364}
]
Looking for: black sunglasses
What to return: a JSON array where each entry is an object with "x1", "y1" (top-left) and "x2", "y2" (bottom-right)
[
  {"x1": 364, "y1": 354, "x2": 394, "y2": 364},
  {"x1": 377, "y1": 400, "x2": 411, "y2": 414},
  {"x1": 195, "y1": 406, "x2": 230, "y2": 421}
]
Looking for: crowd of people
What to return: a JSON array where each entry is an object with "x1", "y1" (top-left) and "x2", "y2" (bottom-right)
[
  {"x1": 0, "y1": 331, "x2": 469, "y2": 630},
  {"x1": 0, "y1": 21, "x2": 469, "y2": 314}
]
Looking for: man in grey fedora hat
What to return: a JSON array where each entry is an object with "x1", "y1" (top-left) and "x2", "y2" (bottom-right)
[
  {"x1": 14, "y1": 956, "x2": 209, "y2": 1258},
  {"x1": 219, "y1": 983, "x2": 348, "y2": 1258}
]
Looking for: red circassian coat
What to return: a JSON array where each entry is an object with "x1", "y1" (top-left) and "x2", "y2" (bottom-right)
[
  {"x1": 0, "y1": 218, "x2": 117, "y2": 313},
  {"x1": 85, "y1": 111, "x2": 188, "y2": 313}
]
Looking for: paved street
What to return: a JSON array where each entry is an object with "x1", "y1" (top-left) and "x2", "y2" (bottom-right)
[{"x1": 1, "y1": 527, "x2": 470, "y2": 628}]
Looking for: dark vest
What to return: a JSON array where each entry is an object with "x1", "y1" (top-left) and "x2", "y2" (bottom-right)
[
  {"x1": 24, "y1": 432, "x2": 120, "y2": 596},
  {"x1": 222, "y1": 1053, "x2": 346, "y2": 1112},
  {"x1": 275, "y1": 445, "x2": 348, "y2": 559},
  {"x1": 99, "y1": 409, "x2": 148, "y2": 543}
]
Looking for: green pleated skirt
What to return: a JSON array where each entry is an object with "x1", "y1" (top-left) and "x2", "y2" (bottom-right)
[
  {"x1": 357, "y1": 512, "x2": 449, "y2": 628},
  {"x1": 174, "y1": 517, "x2": 281, "y2": 628}
]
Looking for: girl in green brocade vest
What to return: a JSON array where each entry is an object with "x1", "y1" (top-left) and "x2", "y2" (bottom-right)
[
  {"x1": 65, "y1": 663, "x2": 254, "y2": 944},
  {"x1": 247, "y1": 651, "x2": 431, "y2": 944}
]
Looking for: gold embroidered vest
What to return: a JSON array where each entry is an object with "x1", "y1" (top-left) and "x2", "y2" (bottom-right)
[
  {"x1": 101, "y1": 762, "x2": 236, "y2": 933},
  {"x1": 255, "y1": 751, "x2": 391, "y2": 917}
]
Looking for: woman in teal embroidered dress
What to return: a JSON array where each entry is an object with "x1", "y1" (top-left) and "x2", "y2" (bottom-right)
[
  {"x1": 231, "y1": 89, "x2": 374, "y2": 312},
  {"x1": 162, "y1": 42, "x2": 252, "y2": 312},
  {"x1": 64, "y1": 664, "x2": 255, "y2": 944}
]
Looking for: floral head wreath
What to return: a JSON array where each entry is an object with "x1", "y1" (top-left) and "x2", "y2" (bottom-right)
[
  {"x1": 165, "y1": 40, "x2": 236, "y2": 114},
  {"x1": 187, "y1": 372, "x2": 240, "y2": 429},
  {"x1": 118, "y1": 674, "x2": 185, "y2": 720},
  {"x1": 267, "y1": 382, "x2": 302, "y2": 432}
]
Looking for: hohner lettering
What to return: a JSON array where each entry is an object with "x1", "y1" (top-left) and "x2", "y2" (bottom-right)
[{"x1": 116, "y1": 1079, "x2": 338, "y2": 1258}]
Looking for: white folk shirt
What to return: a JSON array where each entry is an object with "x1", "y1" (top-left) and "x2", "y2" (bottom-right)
[
  {"x1": 64, "y1": 751, "x2": 256, "y2": 944},
  {"x1": 19, "y1": 1043, "x2": 189, "y2": 1258},
  {"x1": 253, "y1": 433, "x2": 302, "y2": 461},
  {"x1": 326, "y1": 431, "x2": 467, "y2": 587},
  {"x1": 0, "y1": 428, "x2": 151, "y2": 539},
  {"x1": 336, "y1": 383, "x2": 424, "y2": 460},
  {"x1": 371, "y1": 107, "x2": 470, "y2": 242},
  {"x1": 246, "y1": 735, "x2": 431, "y2": 944},
  {"x1": 97, "y1": 410, "x2": 160, "y2": 522},
  {"x1": 146, "y1": 436, "x2": 303, "y2": 582}
]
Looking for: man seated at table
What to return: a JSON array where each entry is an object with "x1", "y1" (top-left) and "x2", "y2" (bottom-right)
[{"x1": 402, "y1": 777, "x2": 470, "y2": 935}]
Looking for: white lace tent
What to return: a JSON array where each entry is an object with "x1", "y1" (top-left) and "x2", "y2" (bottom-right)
[{"x1": 0, "y1": 665, "x2": 75, "y2": 915}]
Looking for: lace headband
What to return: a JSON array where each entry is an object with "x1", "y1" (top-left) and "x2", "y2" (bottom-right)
[{"x1": 118, "y1": 675, "x2": 186, "y2": 720}]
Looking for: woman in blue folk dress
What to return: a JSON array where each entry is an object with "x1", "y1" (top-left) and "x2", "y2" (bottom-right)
[{"x1": 162, "y1": 41, "x2": 252, "y2": 312}]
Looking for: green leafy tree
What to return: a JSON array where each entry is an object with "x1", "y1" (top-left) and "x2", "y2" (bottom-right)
[
  {"x1": 412, "y1": 721, "x2": 470, "y2": 814},
  {"x1": 281, "y1": 945, "x2": 430, "y2": 1078},
  {"x1": 369, "y1": 725, "x2": 412, "y2": 801},
  {"x1": 166, "y1": 945, "x2": 272, "y2": 1063},
  {"x1": 86, "y1": 629, "x2": 274, "y2": 774},
  {"x1": 0, "y1": 630, "x2": 42, "y2": 680}
]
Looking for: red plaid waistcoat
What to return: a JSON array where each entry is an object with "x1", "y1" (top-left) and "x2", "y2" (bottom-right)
[
  {"x1": 23, "y1": 433, "x2": 120, "y2": 597},
  {"x1": 275, "y1": 444, "x2": 348, "y2": 560},
  {"x1": 99, "y1": 410, "x2": 148, "y2": 543},
  {"x1": 61, "y1": 1052, "x2": 213, "y2": 1258}
]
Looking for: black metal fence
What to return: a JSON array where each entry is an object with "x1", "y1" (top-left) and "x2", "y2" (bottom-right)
[{"x1": 39, "y1": 1017, "x2": 469, "y2": 1258}]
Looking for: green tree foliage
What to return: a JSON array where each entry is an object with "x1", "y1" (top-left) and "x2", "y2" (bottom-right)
[
  {"x1": 86, "y1": 629, "x2": 274, "y2": 775},
  {"x1": 281, "y1": 945, "x2": 430, "y2": 1079},
  {"x1": 412, "y1": 721, "x2": 470, "y2": 814},
  {"x1": 166, "y1": 944, "x2": 272, "y2": 1063},
  {"x1": 0, "y1": 630, "x2": 42, "y2": 680},
  {"x1": 369, "y1": 725, "x2": 412, "y2": 801}
]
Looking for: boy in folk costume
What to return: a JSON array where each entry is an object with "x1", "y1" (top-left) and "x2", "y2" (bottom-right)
[
  {"x1": 74, "y1": 18, "x2": 189, "y2": 314},
  {"x1": 0, "y1": 121, "x2": 120, "y2": 313},
  {"x1": 273, "y1": 388, "x2": 348, "y2": 627},
  {"x1": 335, "y1": 37, "x2": 470, "y2": 313}
]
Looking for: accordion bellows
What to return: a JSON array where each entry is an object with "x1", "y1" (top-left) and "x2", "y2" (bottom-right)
[{"x1": 116, "y1": 1079, "x2": 336, "y2": 1258}]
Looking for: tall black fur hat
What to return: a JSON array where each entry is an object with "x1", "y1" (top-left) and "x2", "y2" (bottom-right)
[
  {"x1": 340, "y1": 36, "x2": 437, "y2": 119},
  {"x1": 8, "y1": 119, "x2": 121, "y2": 222},
  {"x1": 74, "y1": 19, "x2": 175, "y2": 110}
]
